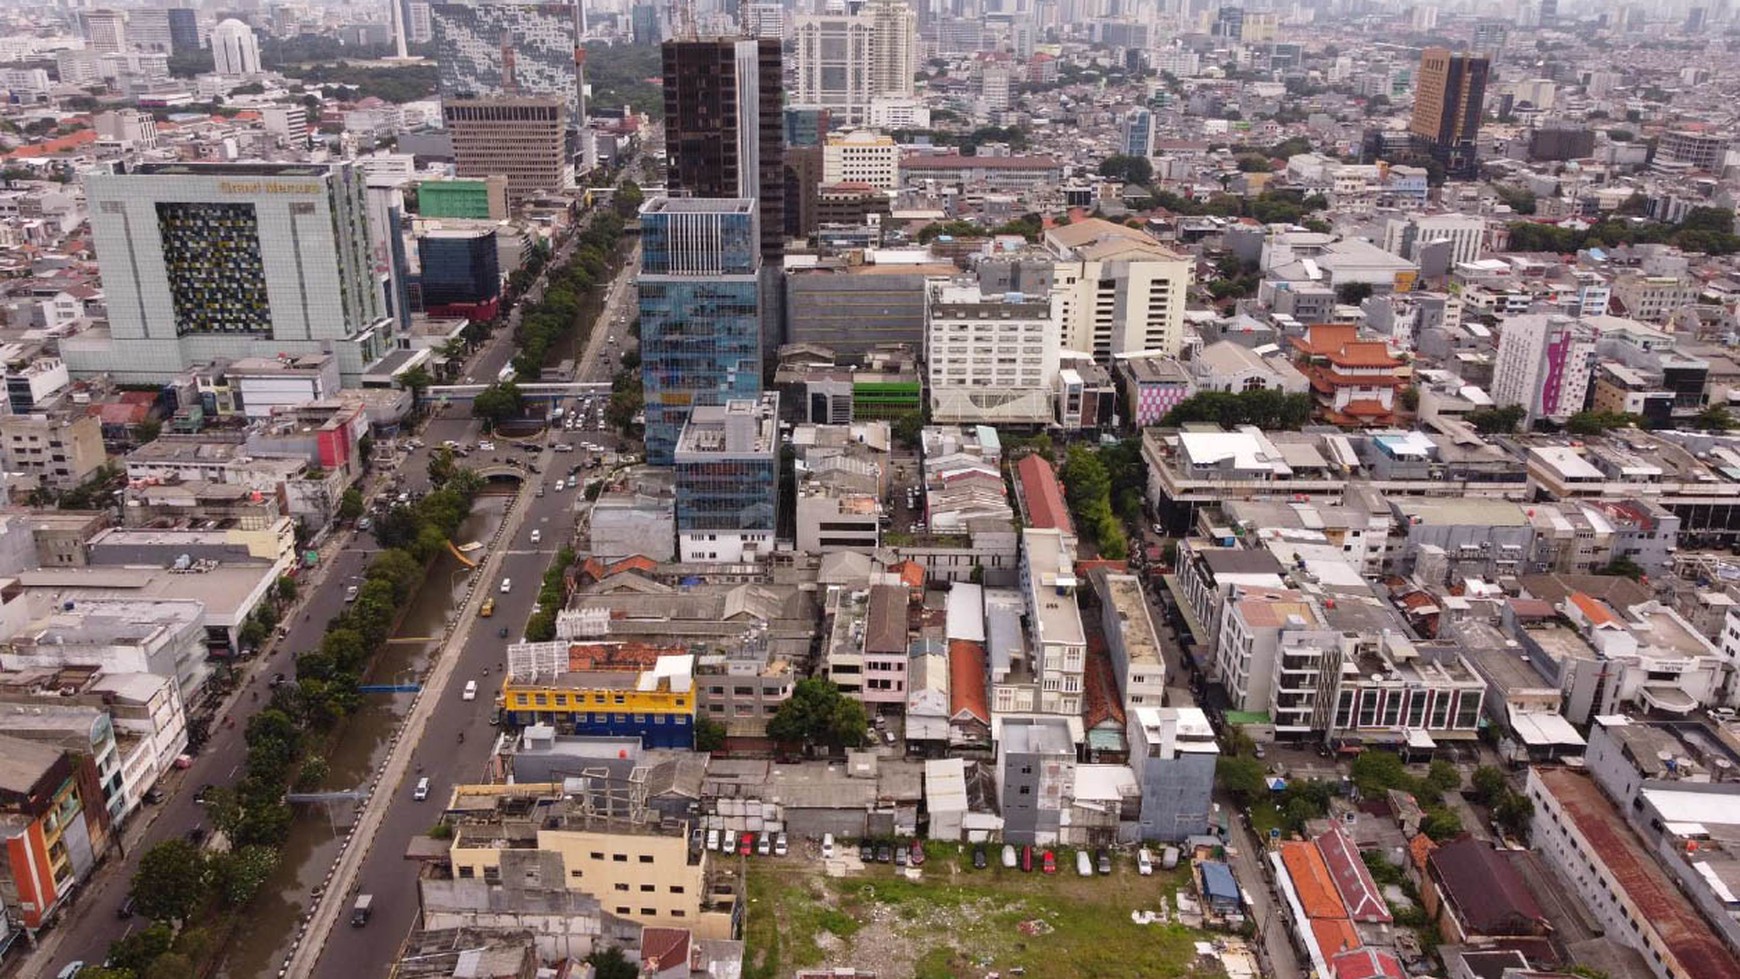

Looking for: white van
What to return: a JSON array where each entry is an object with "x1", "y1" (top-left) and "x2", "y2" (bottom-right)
[
  {"x1": 1138, "y1": 847, "x2": 1154, "y2": 876},
  {"x1": 1076, "y1": 850, "x2": 1094, "y2": 877},
  {"x1": 722, "y1": 830, "x2": 737, "y2": 854},
  {"x1": 413, "y1": 777, "x2": 430, "y2": 801},
  {"x1": 822, "y1": 833, "x2": 835, "y2": 859},
  {"x1": 462, "y1": 680, "x2": 478, "y2": 701},
  {"x1": 706, "y1": 828, "x2": 719, "y2": 852}
]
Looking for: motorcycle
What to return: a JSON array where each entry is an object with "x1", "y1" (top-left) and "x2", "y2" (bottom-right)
[{"x1": 458, "y1": 732, "x2": 465, "y2": 744}]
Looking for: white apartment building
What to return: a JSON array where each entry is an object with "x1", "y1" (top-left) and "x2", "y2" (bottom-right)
[
  {"x1": 823, "y1": 130, "x2": 900, "y2": 190},
  {"x1": 1383, "y1": 212, "x2": 1484, "y2": 267},
  {"x1": 1044, "y1": 218, "x2": 1193, "y2": 360},
  {"x1": 1020, "y1": 528, "x2": 1085, "y2": 717},
  {"x1": 1491, "y1": 314, "x2": 1598, "y2": 425},
  {"x1": 1213, "y1": 587, "x2": 1339, "y2": 733},
  {"x1": 1610, "y1": 273, "x2": 1697, "y2": 324},
  {"x1": 926, "y1": 283, "x2": 1061, "y2": 425},
  {"x1": 792, "y1": 0, "x2": 915, "y2": 126},
  {"x1": 868, "y1": 97, "x2": 930, "y2": 129}
]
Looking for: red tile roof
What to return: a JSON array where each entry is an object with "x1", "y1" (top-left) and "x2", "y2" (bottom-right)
[
  {"x1": 1015, "y1": 453, "x2": 1073, "y2": 535},
  {"x1": 1427, "y1": 836, "x2": 1547, "y2": 937},
  {"x1": 89, "y1": 402, "x2": 149, "y2": 425},
  {"x1": 567, "y1": 641, "x2": 681, "y2": 673},
  {"x1": 892, "y1": 560, "x2": 925, "y2": 588},
  {"x1": 948, "y1": 640, "x2": 989, "y2": 725},
  {"x1": 1083, "y1": 632, "x2": 1126, "y2": 731},
  {"x1": 1280, "y1": 840, "x2": 1348, "y2": 919},
  {"x1": 4, "y1": 129, "x2": 97, "y2": 159},
  {"x1": 1314, "y1": 825, "x2": 1391, "y2": 923},
  {"x1": 639, "y1": 927, "x2": 691, "y2": 975},
  {"x1": 1330, "y1": 947, "x2": 1406, "y2": 979},
  {"x1": 1537, "y1": 769, "x2": 1740, "y2": 979}
]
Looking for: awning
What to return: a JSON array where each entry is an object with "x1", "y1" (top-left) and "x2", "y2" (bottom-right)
[
  {"x1": 1405, "y1": 729, "x2": 1437, "y2": 750},
  {"x1": 1266, "y1": 777, "x2": 1288, "y2": 792},
  {"x1": 1507, "y1": 707, "x2": 1587, "y2": 748},
  {"x1": 1641, "y1": 685, "x2": 1699, "y2": 714}
]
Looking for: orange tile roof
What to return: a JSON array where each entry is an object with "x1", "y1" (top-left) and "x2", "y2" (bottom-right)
[
  {"x1": 567, "y1": 641, "x2": 681, "y2": 672},
  {"x1": 1568, "y1": 591, "x2": 1619, "y2": 628},
  {"x1": 893, "y1": 560, "x2": 925, "y2": 588},
  {"x1": 1083, "y1": 632, "x2": 1126, "y2": 731},
  {"x1": 1310, "y1": 918, "x2": 1361, "y2": 960},
  {"x1": 948, "y1": 640, "x2": 989, "y2": 725},
  {"x1": 5, "y1": 129, "x2": 98, "y2": 159},
  {"x1": 1327, "y1": 341, "x2": 1402, "y2": 368},
  {"x1": 1340, "y1": 399, "x2": 1393, "y2": 417},
  {"x1": 1280, "y1": 840, "x2": 1349, "y2": 919}
]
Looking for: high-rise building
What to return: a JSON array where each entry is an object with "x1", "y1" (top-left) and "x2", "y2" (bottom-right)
[
  {"x1": 84, "y1": 8, "x2": 127, "y2": 54},
  {"x1": 128, "y1": 9, "x2": 174, "y2": 53},
  {"x1": 638, "y1": 198, "x2": 762, "y2": 465},
  {"x1": 167, "y1": 8, "x2": 200, "y2": 56},
  {"x1": 1045, "y1": 218, "x2": 1193, "y2": 359},
  {"x1": 431, "y1": 0, "x2": 585, "y2": 128},
  {"x1": 71, "y1": 162, "x2": 391, "y2": 386},
  {"x1": 822, "y1": 130, "x2": 900, "y2": 189},
  {"x1": 661, "y1": 39, "x2": 784, "y2": 264},
  {"x1": 210, "y1": 18, "x2": 260, "y2": 76},
  {"x1": 927, "y1": 284, "x2": 1060, "y2": 425},
  {"x1": 674, "y1": 394, "x2": 780, "y2": 563},
  {"x1": 793, "y1": 0, "x2": 916, "y2": 126},
  {"x1": 630, "y1": 3, "x2": 659, "y2": 43},
  {"x1": 1121, "y1": 107, "x2": 1155, "y2": 158},
  {"x1": 1538, "y1": 0, "x2": 1558, "y2": 25},
  {"x1": 1492, "y1": 314, "x2": 1598, "y2": 425},
  {"x1": 1212, "y1": 5, "x2": 1243, "y2": 41},
  {"x1": 442, "y1": 98, "x2": 569, "y2": 203},
  {"x1": 1659, "y1": 130, "x2": 1730, "y2": 171},
  {"x1": 1409, "y1": 47, "x2": 1489, "y2": 177}
]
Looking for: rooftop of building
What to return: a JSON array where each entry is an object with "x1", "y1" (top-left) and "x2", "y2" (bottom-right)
[
  {"x1": 1392, "y1": 497, "x2": 1531, "y2": 527},
  {"x1": 1002, "y1": 715, "x2": 1075, "y2": 755},
  {"x1": 1100, "y1": 572, "x2": 1162, "y2": 669},
  {"x1": 0, "y1": 733, "x2": 64, "y2": 795},
  {"x1": 131, "y1": 161, "x2": 329, "y2": 177},
  {"x1": 1534, "y1": 768, "x2": 1740, "y2": 979},
  {"x1": 643, "y1": 196, "x2": 755, "y2": 214}
]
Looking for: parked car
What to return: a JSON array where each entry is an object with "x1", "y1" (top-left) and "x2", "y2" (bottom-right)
[
  {"x1": 1042, "y1": 850, "x2": 1058, "y2": 874},
  {"x1": 1021, "y1": 845, "x2": 1034, "y2": 873},
  {"x1": 972, "y1": 845, "x2": 988, "y2": 870},
  {"x1": 857, "y1": 840, "x2": 871, "y2": 862},
  {"x1": 738, "y1": 833, "x2": 752, "y2": 856},
  {"x1": 706, "y1": 829, "x2": 719, "y2": 852},
  {"x1": 895, "y1": 845, "x2": 908, "y2": 867},
  {"x1": 1002, "y1": 844, "x2": 1017, "y2": 869},
  {"x1": 1076, "y1": 850, "x2": 1093, "y2": 877},
  {"x1": 774, "y1": 832, "x2": 788, "y2": 856},
  {"x1": 876, "y1": 843, "x2": 892, "y2": 864},
  {"x1": 909, "y1": 840, "x2": 926, "y2": 866},
  {"x1": 1137, "y1": 847, "x2": 1154, "y2": 876},
  {"x1": 821, "y1": 833, "x2": 834, "y2": 859},
  {"x1": 1096, "y1": 848, "x2": 1112, "y2": 875}
]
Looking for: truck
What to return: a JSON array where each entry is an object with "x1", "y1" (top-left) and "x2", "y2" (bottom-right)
[{"x1": 351, "y1": 893, "x2": 373, "y2": 927}]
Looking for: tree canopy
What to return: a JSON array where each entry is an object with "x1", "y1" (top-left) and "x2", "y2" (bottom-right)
[
  {"x1": 471, "y1": 382, "x2": 524, "y2": 428},
  {"x1": 1162, "y1": 389, "x2": 1314, "y2": 429},
  {"x1": 767, "y1": 678, "x2": 868, "y2": 752},
  {"x1": 1097, "y1": 153, "x2": 1153, "y2": 186}
]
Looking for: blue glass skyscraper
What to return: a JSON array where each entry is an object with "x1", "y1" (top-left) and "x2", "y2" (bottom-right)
[{"x1": 638, "y1": 197, "x2": 762, "y2": 465}]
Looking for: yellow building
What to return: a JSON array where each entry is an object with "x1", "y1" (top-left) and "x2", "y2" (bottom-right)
[
  {"x1": 444, "y1": 783, "x2": 737, "y2": 939},
  {"x1": 500, "y1": 650, "x2": 695, "y2": 748}
]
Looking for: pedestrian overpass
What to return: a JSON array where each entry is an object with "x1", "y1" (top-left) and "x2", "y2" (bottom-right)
[{"x1": 429, "y1": 381, "x2": 613, "y2": 406}]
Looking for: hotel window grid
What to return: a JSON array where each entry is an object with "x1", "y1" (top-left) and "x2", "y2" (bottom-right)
[{"x1": 155, "y1": 202, "x2": 271, "y2": 336}]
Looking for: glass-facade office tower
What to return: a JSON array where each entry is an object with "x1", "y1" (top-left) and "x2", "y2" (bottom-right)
[
  {"x1": 73, "y1": 162, "x2": 390, "y2": 385},
  {"x1": 639, "y1": 198, "x2": 761, "y2": 465},
  {"x1": 673, "y1": 394, "x2": 780, "y2": 563},
  {"x1": 431, "y1": 0, "x2": 585, "y2": 128}
]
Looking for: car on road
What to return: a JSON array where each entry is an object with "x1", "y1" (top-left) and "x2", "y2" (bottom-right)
[
  {"x1": 270, "y1": 672, "x2": 289, "y2": 687},
  {"x1": 553, "y1": 443, "x2": 573, "y2": 452},
  {"x1": 478, "y1": 441, "x2": 495, "y2": 451},
  {"x1": 56, "y1": 962, "x2": 84, "y2": 979},
  {"x1": 500, "y1": 578, "x2": 512, "y2": 593},
  {"x1": 345, "y1": 585, "x2": 359, "y2": 603},
  {"x1": 414, "y1": 777, "x2": 431, "y2": 801},
  {"x1": 463, "y1": 680, "x2": 478, "y2": 701},
  {"x1": 530, "y1": 530, "x2": 542, "y2": 545},
  {"x1": 117, "y1": 895, "x2": 137, "y2": 918},
  {"x1": 553, "y1": 479, "x2": 565, "y2": 492},
  {"x1": 143, "y1": 787, "x2": 165, "y2": 804},
  {"x1": 193, "y1": 783, "x2": 214, "y2": 804},
  {"x1": 480, "y1": 598, "x2": 495, "y2": 617},
  {"x1": 357, "y1": 517, "x2": 372, "y2": 532}
]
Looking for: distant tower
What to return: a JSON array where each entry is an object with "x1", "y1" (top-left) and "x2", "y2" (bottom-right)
[
  {"x1": 390, "y1": 0, "x2": 410, "y2": 57},
  {"x1": 211, "y1": 19, "x2": 262, "y2": 76}
]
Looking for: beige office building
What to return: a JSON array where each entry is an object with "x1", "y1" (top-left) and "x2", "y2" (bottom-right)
[{"x1": 442, "y1": 98, "x2": 571, "y2": 204}]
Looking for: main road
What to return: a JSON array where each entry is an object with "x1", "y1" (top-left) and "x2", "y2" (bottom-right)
[
  {"x1": 36, "y1": 188, "x2": 641, "y2": 979},
  {"x1": 305, "y1": 234, "x2": 642, "y2": 979}
]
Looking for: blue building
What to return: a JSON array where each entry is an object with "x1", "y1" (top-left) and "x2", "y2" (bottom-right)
[
  {"x1": 416, "y1": 228, "x2": 500, "y2": 309},
  {"x1": 1121, "y1": 107, "x2": 1154, "y2": 159},
  {"x1": 639, "y1": 197, "x2": 762, "y2": 464},
  {"x1": 673, "y1": 394, "x2": 779, "y2": 563}
]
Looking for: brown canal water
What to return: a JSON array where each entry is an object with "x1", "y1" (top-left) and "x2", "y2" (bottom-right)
[{"x1": 216, "y1": 494, "x2": 510, "y2": 978}]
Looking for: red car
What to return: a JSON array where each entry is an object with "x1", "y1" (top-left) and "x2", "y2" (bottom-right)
[
  {"x1": 1021, "y1": 844, "x2": 1034, "y2": 872},
  {"x1": 1041, "y1": 850, "x2": 1058, "y2": 874},
  {"x1": 739, "y1": 833, "x2": 753, "y2": 856}
]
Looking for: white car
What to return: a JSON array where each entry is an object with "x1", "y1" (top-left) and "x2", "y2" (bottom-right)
[
  {"x1": 478, "y1": 441, "x2": 495, "y2": 451},
  {"x1": 500, "y1": 578, "x2": 512, "y2": 593},
  {"x1": 821, "y1": 833, "x2": 835, "y2": 859},
  {"x1": 553, "y1": 478, "x2": 565, "y2": 492},
  {"x1": 530, "y1": 530, "x2": 542, "y2": 544},
  {"x1": 1137, "y1": 847, "x2": 1154, "y2": 876}
]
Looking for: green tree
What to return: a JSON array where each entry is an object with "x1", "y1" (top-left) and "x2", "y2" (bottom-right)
[
  {"x1": 427, "y1": 446, "x2": 458, "y2": 487},
  {"x1": 106, "y1": 921, "x2": 175, "y2": 973},
  {"x1": 1350, "y1": 750, "x2": 1411, "y2": 796},
  {"x1": 1336, "y1": 282, "x2": 1374, "y2": 305},
  {"x1": 1216, "y1": 754, "x2": 1268, "y2": 806},
  {"x1": 1425, "y1": 760, "x2": 1462, "y2": 794},
  {"x1": 695, "y1": 715, "x2": 727, "y2": 752},
  {"x1": 1493, "y1": 790, "x2": 1535, "y2": 840},
  {"x1": 358, "y1": 434, "x2": 375, "y2": 464},
  {"x1": 471, "y1": 382, "x2": 524, "y2": 429},
  {"x1": 399, "y1": 365, "x2": 434, "y2": 409},
  {"x1": 891, "y1": 410, "x2": 925, "y2": 449},
  {"x1": 1470, "y1": 765, "x2": 1508, "y2": 805},
  {"x1": 766, "y1": 678, "x2": 869, "y2": 752},
  {"x1": 1420, "y1": 806, "x2": 1464, "y2": 841},
  {"x1": 1097, "y1": 153, "x2": 1154, "y2": 186},
  {"x1": 210, "y1": 844, "x2": 281, "y2": 905},
  {"x1": 1697, "y1": 405, "x2": 1737, "y2": 430},
  {"x1": 338, "y1": 487, "x2": 365, "y2": 521},
  {"x1": 1598, "y1": 555, "x2": 1645, "y2": 580},
  {"x1": 586, "y1": 946, "x2": 639, "y2": 979},
  {"x1": 131, "y1": 840, "x2": 210, "y2": 924},
  {"x1": 136, "y1": 418, "x2": 163, "y2": 443},
  {"x1": 1565, "y1": 410, "x2": 1636, "y2": 436},
  {"x1": 1466, "y1": 405, "x2": 1527, "y2": 435}
]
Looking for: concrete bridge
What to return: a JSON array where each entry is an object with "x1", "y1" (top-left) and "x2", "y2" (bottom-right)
[{"x1": 428, "y1": 381, "x2": 613, "y2": 405}]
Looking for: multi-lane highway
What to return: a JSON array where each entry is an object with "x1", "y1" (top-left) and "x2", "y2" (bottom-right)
[
  {"x1": 38, "y1": 191, "x2": 643, "y2": 979},
  {"x1": 305, "y1": 236, "x2": 642, "y2": 979}
]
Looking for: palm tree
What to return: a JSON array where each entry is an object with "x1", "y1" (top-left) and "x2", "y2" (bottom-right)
[{"x1": 437, "y1": 338, "x2": 468, "y2": 379}]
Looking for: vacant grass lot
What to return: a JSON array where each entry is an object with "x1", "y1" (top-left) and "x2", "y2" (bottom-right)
[{"x1": 742, "y1": 843, "x2": 1231, "y2": 979}]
